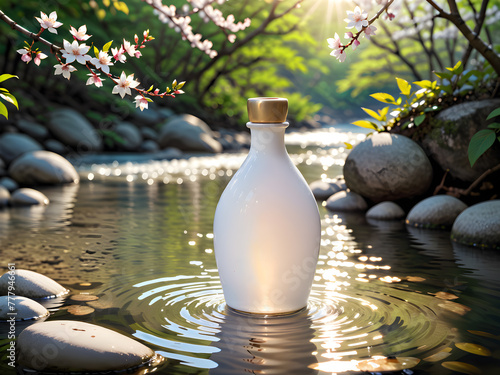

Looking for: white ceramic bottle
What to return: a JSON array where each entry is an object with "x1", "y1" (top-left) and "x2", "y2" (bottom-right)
[{"x1": 213, "y1": 97, "x2": 321, "y2": 314}]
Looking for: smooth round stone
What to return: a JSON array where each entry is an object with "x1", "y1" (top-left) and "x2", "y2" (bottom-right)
[
  {"x1": 140, "y1": 126, "x2": 158, "y2": 141},
  {"x1": 451, "y1": 200, "x2": 500, "y2": 249},
  {"x1": 366, "y1": 201, "x2": 405, "y2": 220},
  {"x1": 0, "y1": 176, "x2": 19, "y2": 192},
  {"x1": 344, "y1": 133, "x2": 432, "y2": 202},
  {"x1": 114, "y1": 122, "x2": 143, "y2": 151},
  {"x1": 309, "y1": 180, "x2": 335, "y2": 200},
  {"x1": 44, "y1": 139, "x2": 68, "y2": 154},
  {"x1": 0, "y1": 296, "x2": 49, "y2": 321},
  {"x1": 47, "y1": 108, "x2": 102, "y2": 151},
  {"x1": 0, "y1": 185, "x2": 10, "y2": 207},
  {"x1": 325, "y1": 191, "x2": 367, "y2": 212},
  {"x1": 17, "y1": 320, "x2": 155, "y2": 372},
  {"x1": 17, "y1": 119, "x2": 49, "y2": 141},
  {"x1": 0, "y1": 269, "x2": 68, "y2": 298},
  {"x1": 11, "y1": 188, "x2": 49, "y2": 206},
  {"x1": 406, "y1": 195, "x2": 467, "y2": 229},
  {"x1": 0, "y1": 133, "x2": 43, "y2": 164},
  {"x1": 140, "y1": 140, "x2": 160, "y2": 153},
  {"x1": 9, "y1": 150, "x2": 79, "y2": 185},
  {"x1": 158, "y1": 114, "x2": 222, "y2": 153}
]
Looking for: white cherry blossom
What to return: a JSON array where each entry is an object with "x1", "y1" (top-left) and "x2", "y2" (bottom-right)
[
  {"x1": 86, "y1": 73, "x2": 104, "y2": 87},
  {"x1": 35, "y1": 11, "x2": 63, "y2": 34},
  {"x1": 112, "y1": 71, "x2": 139, "y2": 98},
  {"x1": 364, "y1": 25, "x2": 377, "y2": 39},
  {"x1": 54, "y1": 64, "x2": 77, "y2": 80},
  {"x1": 70, "y1": 25, "x2": 91, "y2": 41},
  {"x1": 90, "y1": 51, "x2": 113, "y2": 74},
  {"x1": 112, "y1": 47, "x2": 127, "y2": 63},
  {"x1": 345, "y1": 6, "x2": 369, "y2": 32},
  {"x1": 134, "y1": 95, "x2": 149, "y2": 111},
  {"x1": 61, "y1": 39, "x2": 91, "y2": 65}
]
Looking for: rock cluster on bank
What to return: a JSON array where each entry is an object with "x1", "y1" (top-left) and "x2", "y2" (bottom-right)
[{"x1": 0, "y1": 269, "x2": 158, "y2": 372}]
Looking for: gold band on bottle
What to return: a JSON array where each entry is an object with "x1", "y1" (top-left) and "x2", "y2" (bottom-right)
[{"x1": 247, "y1": 97, "x2": 288, "y2": 123}]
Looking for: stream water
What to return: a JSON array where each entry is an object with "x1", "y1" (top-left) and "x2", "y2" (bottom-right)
[{"x1": 1, "y1": 125, "x2": 500, "y2": 374}]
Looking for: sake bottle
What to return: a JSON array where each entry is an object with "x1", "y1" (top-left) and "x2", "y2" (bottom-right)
[{"x1": 213, "y1": 97, "x2": 321, "y2": 314}]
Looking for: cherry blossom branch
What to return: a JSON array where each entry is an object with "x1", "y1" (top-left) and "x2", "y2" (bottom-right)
[
  {"x1": 1, "y1": 9, "x2": 184, "y2": 111},
  {"x1": 341, "y1": 0, "x2": 395, "y2": 52},
  {"x1": 0, "y1": 9, "x2": 61, "y2": 53}
]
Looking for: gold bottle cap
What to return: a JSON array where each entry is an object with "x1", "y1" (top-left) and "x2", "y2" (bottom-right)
[{"x1": 247, "y1": 97, "x2": 288, "y2": 123}]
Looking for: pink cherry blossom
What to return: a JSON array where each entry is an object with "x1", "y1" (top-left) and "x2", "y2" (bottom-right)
[
  {"x1": 345, "y1": 6, "x2": 368, "y2": 32},
  {"x1": 35, "y1": 11, "x2": 63, "y2": 34},
  {"x1": 352, "y1": 39, "x2": 361, "y2": 51},
  {"x1": 53, "y1": 63, "x2": 77, "y2": 80},
  {"x1": 337, "y1": 50, "x2": 347, "y2": 63},
  {"x1": 327, "y1": 33, "x2": 343, "y2": 56},
  {"x1": 61, "y1": 39, "x2": 91, "y2": 65},
  {"x1": 228, "y1": 34, "x2": 236, "y2": 43},
  {"x1": 112, "y1": 71, "x2": 140, "y2": 98},
  {"x1": 111, "y1": 47, "x2": 127, "y2": 63},
  {"x1": 86, "y1": 73, "x2": 104, "y2": 87},
  {"x1": 70, "y1": 25, "x2": 92, "y2": 41},
  {"x1": 17, "y1": 48, "x2": 32, "y2": 63},
  {"x1": 364, "y1": 25, "x2": 377, "y2": 39},
  {"x1": 344, "y1": 32, "x2": 354, "y2": 39},
  {"x1": 34, "y1": 51, "x2": 48, "y2": 66},
  {"x1": 122, "y1": 39, "x2": 136, "y2": 57},
  {"x1": 134, "y1": 95, "x2": 149, "y2": 111},
  {"x1": 90, "y1": 51, "x2": 113, "y2": 74}
]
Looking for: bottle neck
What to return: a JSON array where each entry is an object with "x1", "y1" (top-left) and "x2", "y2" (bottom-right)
[{"x1": 247, "y1": 122, "x2": 289, "y2": 155}]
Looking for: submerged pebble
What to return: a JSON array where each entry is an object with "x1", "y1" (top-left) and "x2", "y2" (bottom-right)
[
  {"x1": 17, "y1": 320, "x2": 155, "y2": 372},
  {"x1": 366, "y1": 201, "x2": 405, "y2": 220},
  {"x1": 325, "y1": 191, "x2": 367, "y2": 212}
]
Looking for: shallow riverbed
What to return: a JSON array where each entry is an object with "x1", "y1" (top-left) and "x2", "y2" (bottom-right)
[{"x1": 1, "y1": 126, "x2": 500, "y2": 374}]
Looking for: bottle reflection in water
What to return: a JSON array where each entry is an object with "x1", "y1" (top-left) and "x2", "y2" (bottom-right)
[{"x1": 209, "y1": 308, "x2": 318, "y2": 375}]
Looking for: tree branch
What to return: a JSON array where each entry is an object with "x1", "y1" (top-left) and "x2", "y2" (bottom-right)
[{"x1": 0, "y1": 9, "x2": 61, "y2": 53}]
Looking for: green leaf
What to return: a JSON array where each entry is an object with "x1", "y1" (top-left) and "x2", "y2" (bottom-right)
[
  {"x1": 379, "y1": 106, "x2": 389, "y2": 120},
  {"x1": 414, "y1": 114, "x2": 426, "y2": 126},
  {"x1": 362, "y1": 107, "x2": 382, "y2": 121},
  {"x1": 0, "y1": 92, "x2": 18, "y2": 109},
  {"x1": 344, "y1": 142, "x2": 353, "y2": 149},
  {"x1": 352, "y1": 120, "x2": 378, "y2": 130},
  {"x1": 114, "y1": 1, "x2": 129, "y2": 14},
  {"x1": 413, "y1": 80, "x2": 433, "y2": 89},
  {"x1": 396, "y1": 77, "x2": 411, "y2": 96},
  {"x1": 446, "y1": 61, "x2": 463, "y2": 75},
  {"x1": 176, "y1": 81, "x2": 186, "y2": 90},
  {"x1": 103, "y1": 41, "x2": 113, "y2": 53},
  {"x1": 486, "y1": 108, "x2": 500, "y2": 120},
  {"x1": 370, "y1": 92, "x2": 396, "y2": 104},
  {"x1": 94, "y1": 46, "x2": 99, "y2": 58},
  {"x1": 487, "y1": 123, "x2": 500, "y2": 129},
  {"x1": 401, "y1": 121, "x2": 411, "y2": 129},
  {"x1": 434, "y1": 71, "x2": 453, "y2": 80},
  {"x1": 0, "y1": 101, "x2": 8, "y2": 119},
  {"x1": 468, "y1": 129, "x2": 497, "y2": 167},
  {"x1": 0, "y1": 74, "x2": 18, "y2": 83}
]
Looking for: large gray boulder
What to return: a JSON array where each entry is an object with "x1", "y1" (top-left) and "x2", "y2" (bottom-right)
[
  {"x1": 451, "y1": 200, "x2": 500, "y2": 249},
  {"x1": 344, "y1": 133, "x2": 432, "y2": 202},
  {"x1": 17, "y1": 321, "x2": 155, "y2": 372},
  {"x1": 9, "y1": 150, "x2": 79, "y2": 185},
  {"x1": 406, "y1": 195, "x2": 467, "y2": 229},
  {"x1": 0, "y1": 133, "x2": 43, "y2": 164},
  {"x1": 158, "y1": 114, "x2": 222, "y2": 153},
  {"x1": 422, "y1": 99, "x2": 500, "y2": 182},
  {"x1": 47, "y1": 108, "x2": 102, "y2": 151},
  {"x1": 16, "y1": 119, "x2": 49, "y2": 141},
  {"x1": 0, "y1": 269, "x2": 68, "y2": 298},
  {"x1": 114, "y1": 122, "x2": 143, "y2": 151}
]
